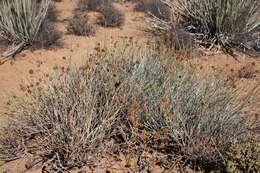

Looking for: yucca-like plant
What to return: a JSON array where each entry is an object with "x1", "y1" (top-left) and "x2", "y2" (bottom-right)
[
  {"x1": 157, "y1": 0, "x2": 260, "y2": 53},
  {"x1": 0, "y1": 0, "x2": 50, "y2": 57}
]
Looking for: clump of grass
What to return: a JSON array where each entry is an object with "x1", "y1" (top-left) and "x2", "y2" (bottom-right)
[
  {"x1": 78, "y1": 0, "x2": 124, "y2": 28},
  {"x1": 1, "y1": 65, "x2": 121, "y2": 169},
  {"x1": 78, "y1": 0, "x2": 112, "y2": 11},
  {"x1": 150, "y1": 0, "x2": 260, "y2": 54},
  {"x1": 0, "y1": 41, "x2": 259, "y2": 171},
  {"x1": 112, "y1": 46, "x2": 259, "y2": 170},
  {"x1": 134, "y1": 0, "x2": 171, "y2": 21},
  {"x1": 46, "y1": 3, "x2": 59, "y2": 22},
  {"x1": 97, "y1": 6, "x2": 125, "y2": 27},
  {"x1": 0, "y1": 0, "x2": 51, "y2": 57},
  {"x1": 32, "y1": 19, "x2": 62, "y2": 49},
  {"x1": 67, "y1": 15, "x2": 95, "y2": 36}
]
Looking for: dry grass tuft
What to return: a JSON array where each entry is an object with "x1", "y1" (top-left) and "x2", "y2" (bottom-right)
[
  {"x1": 134, "y1": 0, "x2": 171, "y2": 21},
  {"x1": 78, "y1": 0, "x2": 112, "y2": 11},
  {"x1": 32, "y1": 20, "x2": 62, "y2": 49},
  {"x1": 67, "y1": 15, "x2": 95, "y2": 36},
  {"x1": 97, "y1": 6, "x2": 125, "y2": 27},
  {"x1": 78, "y1": 0, "x2": 125, "y2": 28}
]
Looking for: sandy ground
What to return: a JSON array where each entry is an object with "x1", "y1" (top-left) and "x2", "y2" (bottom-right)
[{"x1": 0, "y1": 0, "x2": 259, "y2": 172}]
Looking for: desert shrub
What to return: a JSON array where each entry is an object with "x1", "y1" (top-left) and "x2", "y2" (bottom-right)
[
  {"x1": 118, "y1": 52, "x2": 259, "y2": 170},
  {"x1": 134, "y1": 0, "x2": 171, "y2": 21},
  {"x1": 151, "y1": 0, "x2": 260, "y2": 54},
  {"x1": 224, "y1": 132, "x2": 260, "y2": 173},
  {"x1": 33, "y1": 19, "x2": 62, "y2": 49},
  {"x1": 67, "y1": 15, "x2": 95, "y2": 36},
  {"x1": 1, "y1": 65, "x2": 123, "y2": 169},
  {"x1": 78, "y1": 0, "x2": 112, "y2": 11},
  {"x1": 0, "y1": 0, "x2": 50, "y2": 57},
  {"x1": 78, "y1": 0, "x2": 124, "y2": 28},
  {"x1": 46, "y1": 3, "x2": 59, "y2": 22},
  {"x1": 97, "y1": 6, "x2": 125, "y2": 27},
  {"x1": 162, "y1": 26, "x2": 194, "y2": 56},
  {"x1": 0, "y1": 132, "x2": 24, "y2": 161},
  {"x1": 1, "y1": 42, "x2": 259, "y2": 171}
]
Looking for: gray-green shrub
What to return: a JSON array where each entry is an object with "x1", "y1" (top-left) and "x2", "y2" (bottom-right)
[{"x1": 0, "y1": 42, "x2": 259, "y2": 171}]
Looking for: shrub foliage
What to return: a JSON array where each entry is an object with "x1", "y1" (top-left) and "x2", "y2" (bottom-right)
[
  {"x1": 134, "y1": 0, "x2": 171, "y2": 21},
  {"x1": 67, "y1": 15, "x2": 95, "y2": 36},
  {"x1": 78, "y1": 0, "x2": 112, "y2": 11},
  {"x1": 97, "y1": 6, "x2": 125, "y2": 27},
  {"x1": 78, "y1": 0, "x2": 125, "y2": 28},
  {"x1": 0, "y1": 42, "x2": 259, "y2": 171}
]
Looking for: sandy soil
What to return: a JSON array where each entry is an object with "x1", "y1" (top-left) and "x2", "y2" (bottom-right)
[{"x1": 0, "y1": 0, "x2": 259, "y2": 172}]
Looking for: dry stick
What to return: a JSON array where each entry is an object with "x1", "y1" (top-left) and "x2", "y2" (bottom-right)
[{"x1": 2, "y1": 42, "x2": 25, "y2": 58}]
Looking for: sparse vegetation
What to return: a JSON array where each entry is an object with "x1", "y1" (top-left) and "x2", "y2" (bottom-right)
[
  {"x1": 67, "y1": 15, "x2": 95, "y2": 36},
  {"x1": 0, "y1": 0, "x2": 259, "y2": 172},
  {"x1": 46, "y1": 3, "x2": 59, "y2": 22},
  {"x1": 1, "y1": 42, "x2": 259, "y2": 172},
  {"x1": 134, "y1": 0, "x2": 171, "y2": 21},
  {"x1": 32, "y1": 20, "x2": 62, "y2": 49},
  {"x1": 78, "y1": 0, "x2": 125, "y2": 28},
  {"x1": 78, "y1": 0, "x2": 112, "y2": 11},
  {"x1": 97, "y1": 6, "x2": 125, "y2": 27}
]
